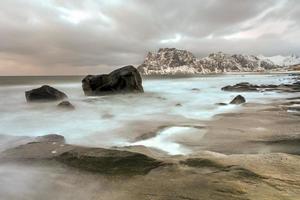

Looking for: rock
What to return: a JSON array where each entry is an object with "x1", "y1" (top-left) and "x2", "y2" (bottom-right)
[
  {"x1": 1, "y1": 136, "x2": 163, "y2": 175},
  {"x1": 216, "y1": 103, "x2": 227, "y2": 106},
  {"x1": 222, "y1": 82, "x2": 259, "y2": 92},
  {"x1": 222, "y1": 82, "x2": 300, "y2": 93},
  {"x1": 287, "y1": 106, "x2": 300, "y2": 112},
  {"x1": 191, "y1": 88, "x2": 201, "y2": 91},
  {"x1": 175, "y1": 103, "x2": 182, "y2": 107},
  {"x1": 82, "y1": 65, "x2": 144, "y2": 96},
  {"x1": 56, "y1": 147, "x2": 163, "y2": 175},
  {"x1": 25, "y1": 85, "x2": 67, "y2": 102},
  {"x1": 57, "y1": 101, "x2": 75, "y2": 110},
  {"x1": 35, "y1": 134, "x2": 65, "y2": 143},
  {"x1": 230, "y1": 95, "x2": 246, "y2": 104},
  {"x1": 1, "y1": 135, "x2": 70, "y2": 160}
]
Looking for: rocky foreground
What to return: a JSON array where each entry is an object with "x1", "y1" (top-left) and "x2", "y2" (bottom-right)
[{"x1": 1, "y1": 75, "x2": 300, "y2": 200}]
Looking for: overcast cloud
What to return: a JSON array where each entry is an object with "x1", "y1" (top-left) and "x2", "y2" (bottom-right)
[{"x1": 0, "y1": 0, "x2": 299, "y2": 75}]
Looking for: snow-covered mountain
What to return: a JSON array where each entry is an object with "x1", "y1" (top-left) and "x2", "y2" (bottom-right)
[
  {"x1": 138, "y1": 48, "x2": 285, "y2": 75},
  {"x1": 257, "y1": 54, "x2": 300, "y2": 67}
]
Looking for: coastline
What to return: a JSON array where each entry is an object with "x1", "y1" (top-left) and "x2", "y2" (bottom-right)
[
  {"x1": 1, "y1": 73, "x2": 300, "y2": 199},
  {"x1": 141, "y1": 71, "x2": 300, "y2": 79},
  {"x1": 1, "y1": 96, "x2": 300, "y2": 199}
]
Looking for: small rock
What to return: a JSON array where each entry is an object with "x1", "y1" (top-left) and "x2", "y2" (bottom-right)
[
  {"x1": 57, "y1": 101, "x2": 75, "y2": 110},
  {"x1": 36, "y1": 134, "x2": 65, "y2": 143},
  {"x1": 230, "y1": 95, "x2": 246, "y2": 104},
  {"x1": 25, "y1": 85, "x2": 67, "y2": 102},
  {"x1": 175, "y1": 103, "x2": 182, "y2": 107},
  {"x1": 216, "y1": 103, "x2": 227, "y2": 106}
]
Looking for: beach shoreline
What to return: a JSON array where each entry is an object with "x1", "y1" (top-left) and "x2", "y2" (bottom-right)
[{"x1": 1, "y1": 73, "x2": 300, "y2": 199}]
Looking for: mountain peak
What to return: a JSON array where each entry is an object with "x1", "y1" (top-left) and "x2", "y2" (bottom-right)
[
  {"x1": 138, "y1": 48, "x2": 200, "y2": 75},
  {"x1": 137, "y1": 48, "x2": 296, "y2": 75}
]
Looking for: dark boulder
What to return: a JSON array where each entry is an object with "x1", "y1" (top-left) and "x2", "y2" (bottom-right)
[
  {"x1": 82, "y1": 65, "x2": 144, "y2": 96},
  {"x1": 25, "y1": 85, "x2": 67, "y2": 102},
  {"x1": 230, "y1": 95, "x2": 246, "y2": 104},
  {"x1": 222, "y1": 82, "x2": 259, "y2": 92},
  {"x1": 57, "y1": 101, "x2": 75, "y2": 110},
  {"x1": 222, "y1": 82, "x2": 300, "y2": 93},
  {"x1": 56, "y1": 147, "x2": 163, "y2": 175}
]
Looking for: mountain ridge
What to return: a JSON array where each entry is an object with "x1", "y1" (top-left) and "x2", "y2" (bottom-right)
[{"x1": 137, "y1": 48, "x2": 299, "y2": 75}]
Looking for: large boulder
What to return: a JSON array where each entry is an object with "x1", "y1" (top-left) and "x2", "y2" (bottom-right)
[
  {"x1": 82, "y1": 65, "x2": 144, "y2": 96},
  {"x1": 56, "y1": 147, "x2": 162, "y2": 175},
  {"x1": 25, "y1": 85, "x2": 67, "y2": 102},
  {"x1": 230, "y1": 95, "x2": 246, "y2": 104}
]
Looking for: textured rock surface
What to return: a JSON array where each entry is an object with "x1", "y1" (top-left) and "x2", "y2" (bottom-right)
[
  {"x1": 138, "y1": 48, "x2": 280, "y2": 75},
  {"x1": 82, "y1": 65, "x2": 144, "y2": 96},
  {"x1": 35, "y1": 134, "x2": 66, "y2": 143},
  {"x1": 222, "y1": 81, "x2": 300, "y2": 93},
  {"x1": 230, "y1": 95, "x2": 246, "y2": 104},
  {"x1": 138, "y1": 48, "x2": 202, "y2": 75},
  {"x1": 25, "y1": 85, "x2": 67, "y2": 102},
  {"x1": 56, "y1": 147, "x2": 163, "y2": 175},
  {"x1": 1, "y1": 134, "x2": 162, "y2": 175}
]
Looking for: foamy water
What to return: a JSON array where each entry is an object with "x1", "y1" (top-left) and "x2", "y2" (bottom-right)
[
  {"x1": 130, "y1": 126, "x2": 205, "y2": 155},
  {"x1": 0, "y1": 74, "x2": 294, "y2": 154}
]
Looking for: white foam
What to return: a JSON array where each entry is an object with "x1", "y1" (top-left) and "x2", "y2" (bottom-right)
[{"x1": 130, "y1": 126, "x2": 204, "y2": 155}]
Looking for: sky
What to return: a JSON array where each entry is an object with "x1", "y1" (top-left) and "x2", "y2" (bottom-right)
[{"x1": 0, "y1": 0, "x2": 299, "y2": 75}]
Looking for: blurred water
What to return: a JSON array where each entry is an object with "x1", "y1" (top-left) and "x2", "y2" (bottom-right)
[
  {"x1": 0, "y1": 74, "x2": 294, "y2": 149},
  {"x1": 130, "y1": 126, "x2": 204, "y2": 155}
]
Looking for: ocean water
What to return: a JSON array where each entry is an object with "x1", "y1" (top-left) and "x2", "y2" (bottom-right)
[{"x1": 0, "y1": 74, "x2": 294, "y2": 154}]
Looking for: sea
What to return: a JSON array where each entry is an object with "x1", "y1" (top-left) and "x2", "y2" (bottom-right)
[{"x1": 0, "y1": 74, "x2": 295, "y2": 154}]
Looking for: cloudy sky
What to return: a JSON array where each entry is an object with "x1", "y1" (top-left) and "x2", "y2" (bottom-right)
[{"x1": 0, "y1": 0, "x2": 299, "y2": 75}]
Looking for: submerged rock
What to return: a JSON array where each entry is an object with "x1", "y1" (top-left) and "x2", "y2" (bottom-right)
[
  {"x1": 57, "y1": 101, "x2": 75, "y2": 110},
  {"x1": 35, "y1": 134, "x2": 66, "y2": 143},
  {"x1": 222, "y1": 81, "x2": 300, "y2": 93},
  {"x1": 230, "y1": 95, "x2": 246, "y2": 104},
  {"x1": 216, "y1": 103, "x2": 227, "y2": 106},
  {"x1": 222, "y1": 82, "x2": 259, "y2": 92},
  {"x1": 191, "y1": 88, "x2": 201, "y2": 91},
  {"x1": 25, "y1": 85, "x2": 67, "y2": 102},
  {"x1": 82, "y1": 65, "x2": 144, "y2": 96}
]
